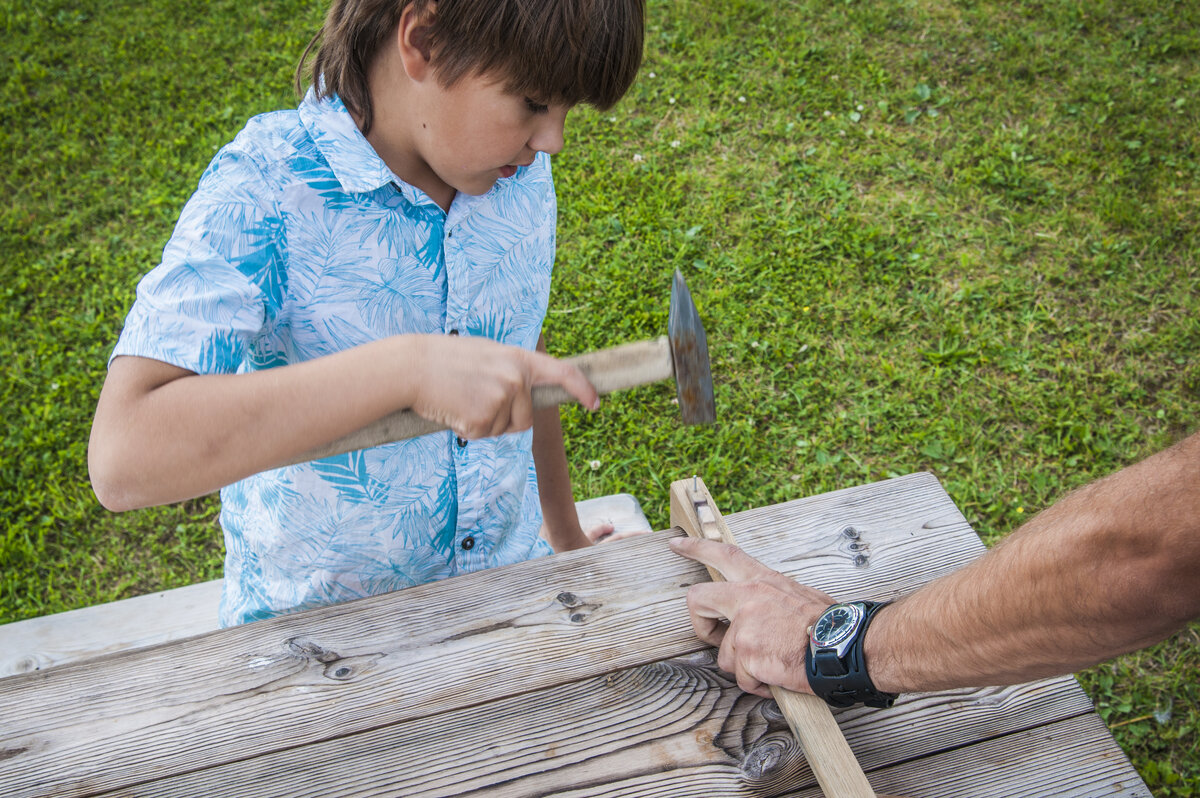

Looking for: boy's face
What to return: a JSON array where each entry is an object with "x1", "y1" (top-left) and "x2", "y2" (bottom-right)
[{"x1": 410, "y1": 69, "x2": 572, "y2": 197}]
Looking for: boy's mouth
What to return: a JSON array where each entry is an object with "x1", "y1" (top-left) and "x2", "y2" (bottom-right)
[{"x1": 498, "y1": 162, "x2": 532, "y2": 179}]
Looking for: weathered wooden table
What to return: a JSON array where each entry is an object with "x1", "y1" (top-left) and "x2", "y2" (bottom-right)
[{"x1": 0, "y1": 473, "x2": 1150, "y2": 797}]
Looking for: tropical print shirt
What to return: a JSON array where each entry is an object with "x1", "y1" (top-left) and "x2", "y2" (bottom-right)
[{"x1": 112, "y1": 91, "x2": 557, "y2": 626}]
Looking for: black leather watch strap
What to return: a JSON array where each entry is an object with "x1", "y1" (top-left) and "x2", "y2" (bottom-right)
[{"x1": 806, "y1": 600, "x2": 898, "y2": 709}]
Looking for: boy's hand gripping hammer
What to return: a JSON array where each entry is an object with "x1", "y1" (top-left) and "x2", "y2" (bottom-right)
[{"x1": 286, "y1": 269, "x2": 715, "y2": 465}]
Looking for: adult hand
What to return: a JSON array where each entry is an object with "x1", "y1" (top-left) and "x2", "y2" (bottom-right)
[
  {"x1": 409, "y1": 335, "x2": 599, "y2": 440},
  {"x1": 669, "y1": 537, "x2": 837, "y2": 698}
]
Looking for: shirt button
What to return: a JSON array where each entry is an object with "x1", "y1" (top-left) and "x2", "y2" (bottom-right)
[
  {"x1": 461, "y1": 536, "x2": 475, "y2": 550},
  {"x1": 456, "y1": 436, "x2": 468, "y2": 448}
]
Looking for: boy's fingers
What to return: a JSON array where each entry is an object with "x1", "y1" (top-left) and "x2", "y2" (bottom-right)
[{"x1": 527, "y1": 351, "x2": 600, "y2": 411}]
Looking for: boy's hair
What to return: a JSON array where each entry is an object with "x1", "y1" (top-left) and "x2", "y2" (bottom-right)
[{"x1": 297, "y1": 0, "x2": 645, "y2": 135}]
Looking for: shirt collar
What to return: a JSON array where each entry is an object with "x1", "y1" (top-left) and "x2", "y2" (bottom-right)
[{"x1": 298, "y1": 88, "x2": 399, "y2": 195}]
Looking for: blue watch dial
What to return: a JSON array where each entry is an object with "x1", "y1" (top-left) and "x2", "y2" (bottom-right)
[{"x1": 812, "y1": 603, "x2": 862, "y2": 648}]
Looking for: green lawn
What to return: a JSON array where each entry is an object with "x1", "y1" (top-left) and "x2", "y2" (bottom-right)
[{"x1": 2, "y1": 0, "x2": 1197, "y2": 792}]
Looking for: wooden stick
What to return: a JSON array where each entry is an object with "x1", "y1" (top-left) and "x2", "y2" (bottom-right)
[{"x1": 670, "y1": 476, "x2": 876, "y2": 798}]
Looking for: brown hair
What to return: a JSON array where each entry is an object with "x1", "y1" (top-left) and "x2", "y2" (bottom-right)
[{"x1": 297, "y1": 0, "x2": 645, "y2": 135}]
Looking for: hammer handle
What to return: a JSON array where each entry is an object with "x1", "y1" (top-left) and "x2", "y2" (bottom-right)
[
  {"x1": 284, "y1": 337, "x2": 673, "y2": 466},
  {"x1": 669, "y1": 477, "x2": 876, "y2": 798}
]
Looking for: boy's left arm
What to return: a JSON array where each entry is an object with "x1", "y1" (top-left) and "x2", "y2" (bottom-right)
[{"x1": 532, "y1": 336, "x2": 610, "y2": 552}]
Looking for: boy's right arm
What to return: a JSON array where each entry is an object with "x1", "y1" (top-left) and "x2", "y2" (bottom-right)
[{"x1": 88, "y1": 334, "x2": 599, "y2": 511}]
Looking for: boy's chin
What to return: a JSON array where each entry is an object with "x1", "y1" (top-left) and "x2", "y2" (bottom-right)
[{"x1": 452, "y1": 175, "x2": 500, "y2": 197}]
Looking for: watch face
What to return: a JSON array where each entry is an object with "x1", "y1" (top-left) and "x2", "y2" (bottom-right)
[{"x1": 812, "y1": 603, "x2": 863, "y2": 648}]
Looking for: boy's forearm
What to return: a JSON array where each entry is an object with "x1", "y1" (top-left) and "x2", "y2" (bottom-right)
[
  {"x1": 531, "y1": 402, "x2": 590, "y2": 552},
  {"x1": 89, "y1": 337, "x2": 429, "y2": 511},
  {"x1": 866, "y1": 430, "x2": 1200, "y2": 693}
]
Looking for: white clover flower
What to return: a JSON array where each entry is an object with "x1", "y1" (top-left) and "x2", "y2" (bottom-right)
[
  {"x1": 608, "y1": 116, "x2": 616, "y2": 122},
  {"x1": 751, "y1": 341, "x2": 760, "y2": 348},
  {"x1": 589, "y1": 460, "x2": 602, "y2": 471},
  {"x1": 856, "y1": 104, "x2": 864, "y2": 111},
  {"x1": 738, "y1": 95, "x2": 747, "y2": 103},
  {"x1": 633, "y1": 153, "x2": 644, "y2": 162},
  {"x1": 668, "y1": 97, "x2": 676, "y2": 104},
  {"x1": 823, "y1": 110, "x2": 831, "y2": 117},
  {"x1": 670, "y1": 139, "x2": 681, "y2": 148},
  {"x1": 649, "y1": 71, "x2": 657, "y2": 78}
]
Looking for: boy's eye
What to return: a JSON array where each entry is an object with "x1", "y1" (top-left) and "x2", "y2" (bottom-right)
[{"x1": 524, "y1": 97, "x2": 549, "y2": 114}]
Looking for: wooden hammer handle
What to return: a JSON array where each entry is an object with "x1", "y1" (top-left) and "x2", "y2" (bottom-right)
[
  {"x1": 669, "y1": 477, "x2": 876, "y2": 798},
  {"x1": 284, "y1": 337, "x2": 673, "y2": 466}
]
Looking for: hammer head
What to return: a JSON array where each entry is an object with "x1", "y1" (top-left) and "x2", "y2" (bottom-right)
[{"x1": 668, "y1": 269, "x2": 716, "y2": 425}]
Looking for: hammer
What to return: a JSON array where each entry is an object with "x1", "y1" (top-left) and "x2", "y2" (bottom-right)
[{"x1": 285, "y1": 269, "x2": 714, "y2": 465}]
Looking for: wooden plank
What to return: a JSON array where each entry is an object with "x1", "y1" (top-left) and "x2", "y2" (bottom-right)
[
  {"x1": 525, "y1": 714, "x2": 1150, "y2": 798},
  {"x1": 786, "y1": 713, "x2": 1153, "y2": 798},
  {"x1": 0, "y1": 580, "x2": 224, "y2": 678},
  {"x1": 105, "y1": 652, "x2": 1105, "y2": 797},
  {"x1": 670, "y1": 477, "x2": 873, "y2": 798},
  {"x1": 0, "y1": 497, "x2": 649, "y2": 678},
  {"x1": 0, "y1": 474, "x2": 994, "y2": 797}
]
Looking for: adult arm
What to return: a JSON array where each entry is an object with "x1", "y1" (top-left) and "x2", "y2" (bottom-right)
[
  {"x1": 89, "y1": 334, "x2": 598, "y2": 512},
  {"x1": 671, "y1": 429, "x2": 1200, "y2": 697}
]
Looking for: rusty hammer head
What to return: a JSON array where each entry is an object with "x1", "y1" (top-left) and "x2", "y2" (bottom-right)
[{"x1": 668, "y1": 269, "x2": 716, "y2": 425}]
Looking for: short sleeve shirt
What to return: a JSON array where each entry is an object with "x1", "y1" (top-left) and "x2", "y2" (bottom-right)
[{"x1": 112, "y1": 91, "x2": 557, "y2": 626}]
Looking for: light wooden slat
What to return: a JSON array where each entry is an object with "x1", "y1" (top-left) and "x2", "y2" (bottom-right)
[
  {"x1": 106, "y1": 652, "x2": 1103, "y2": 797},
  {"x1": 0, "y1": 580, "x2": 224, "y2": 678},
  {"x1": 787, "y1": 713, "x2": 1152, "y2": 798},
  {"x1": 0, "y1": 474, "x2": 1007, "y2": 797}
]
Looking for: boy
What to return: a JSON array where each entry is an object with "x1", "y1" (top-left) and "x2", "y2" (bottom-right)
[{"x1": 88, "y1": 0, "x2": 645, "y2": 626}]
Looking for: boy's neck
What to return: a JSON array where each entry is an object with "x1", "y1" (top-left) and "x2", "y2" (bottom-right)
[{"x1": 359, "y1": 46, "x2": 456, "y2": 212}]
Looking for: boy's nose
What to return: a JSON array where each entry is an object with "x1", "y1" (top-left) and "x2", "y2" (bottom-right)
[{"x1": 529, "y1": 110, "x2": 568, "y2": 156}]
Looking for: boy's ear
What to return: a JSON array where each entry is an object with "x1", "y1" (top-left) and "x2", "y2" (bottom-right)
[{"x1": 397, "y1": 3, "x2": 435, "y2": 81}]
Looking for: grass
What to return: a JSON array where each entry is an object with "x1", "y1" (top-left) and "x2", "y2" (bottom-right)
[{"x1": 2, "y1": 0, "x2": 1198, "y2": 792}]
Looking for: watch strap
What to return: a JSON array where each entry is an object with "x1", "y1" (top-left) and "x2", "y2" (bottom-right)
[{"x1": 806, "y1": 600, "x2": 898, "y2": 709}]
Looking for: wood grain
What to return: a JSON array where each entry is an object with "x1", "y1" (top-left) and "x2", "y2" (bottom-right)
[
  {"x1": 107, "y1": 654, "x2": 1101, "y2": 798},
  {"x1": 531, "y1": 713, "x2": 1150, "y2": 798}
]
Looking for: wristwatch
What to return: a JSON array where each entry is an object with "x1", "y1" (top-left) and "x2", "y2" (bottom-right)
[{"x1": 805, "y1": 600, "x2": 898, "y2": 708}]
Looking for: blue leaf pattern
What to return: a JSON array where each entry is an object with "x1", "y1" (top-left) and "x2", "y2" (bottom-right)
[{"x1": 112, "y1": 90, "x2": 557, "y2": 627}]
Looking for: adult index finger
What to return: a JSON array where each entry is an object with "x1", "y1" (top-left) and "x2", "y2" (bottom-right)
[{"x1": 668, "y1": 536, "x2": 774, "y2": 583}]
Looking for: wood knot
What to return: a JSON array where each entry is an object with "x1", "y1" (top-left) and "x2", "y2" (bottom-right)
[
  {"x1": 556, "y1": 592, "x2": 600, "y2": 622},
  {"x1": 741, "y1": 732, "x2": 805, "y2": 784},
  {"x1": 556, "y1": 591, "x2": 582, "y2": 607},
  {"x1": 286, "y1": 637, "x2": 341, "y2": 664},
  {"x1": 837, "y1": 524, "x2": 871, "y2": 567},
  {"x1": 325, "y1": 663, "x2": 354, "y2": 681},
  {"x1": 0, "y1": 747, "x2": 28, "y2": 763}
]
